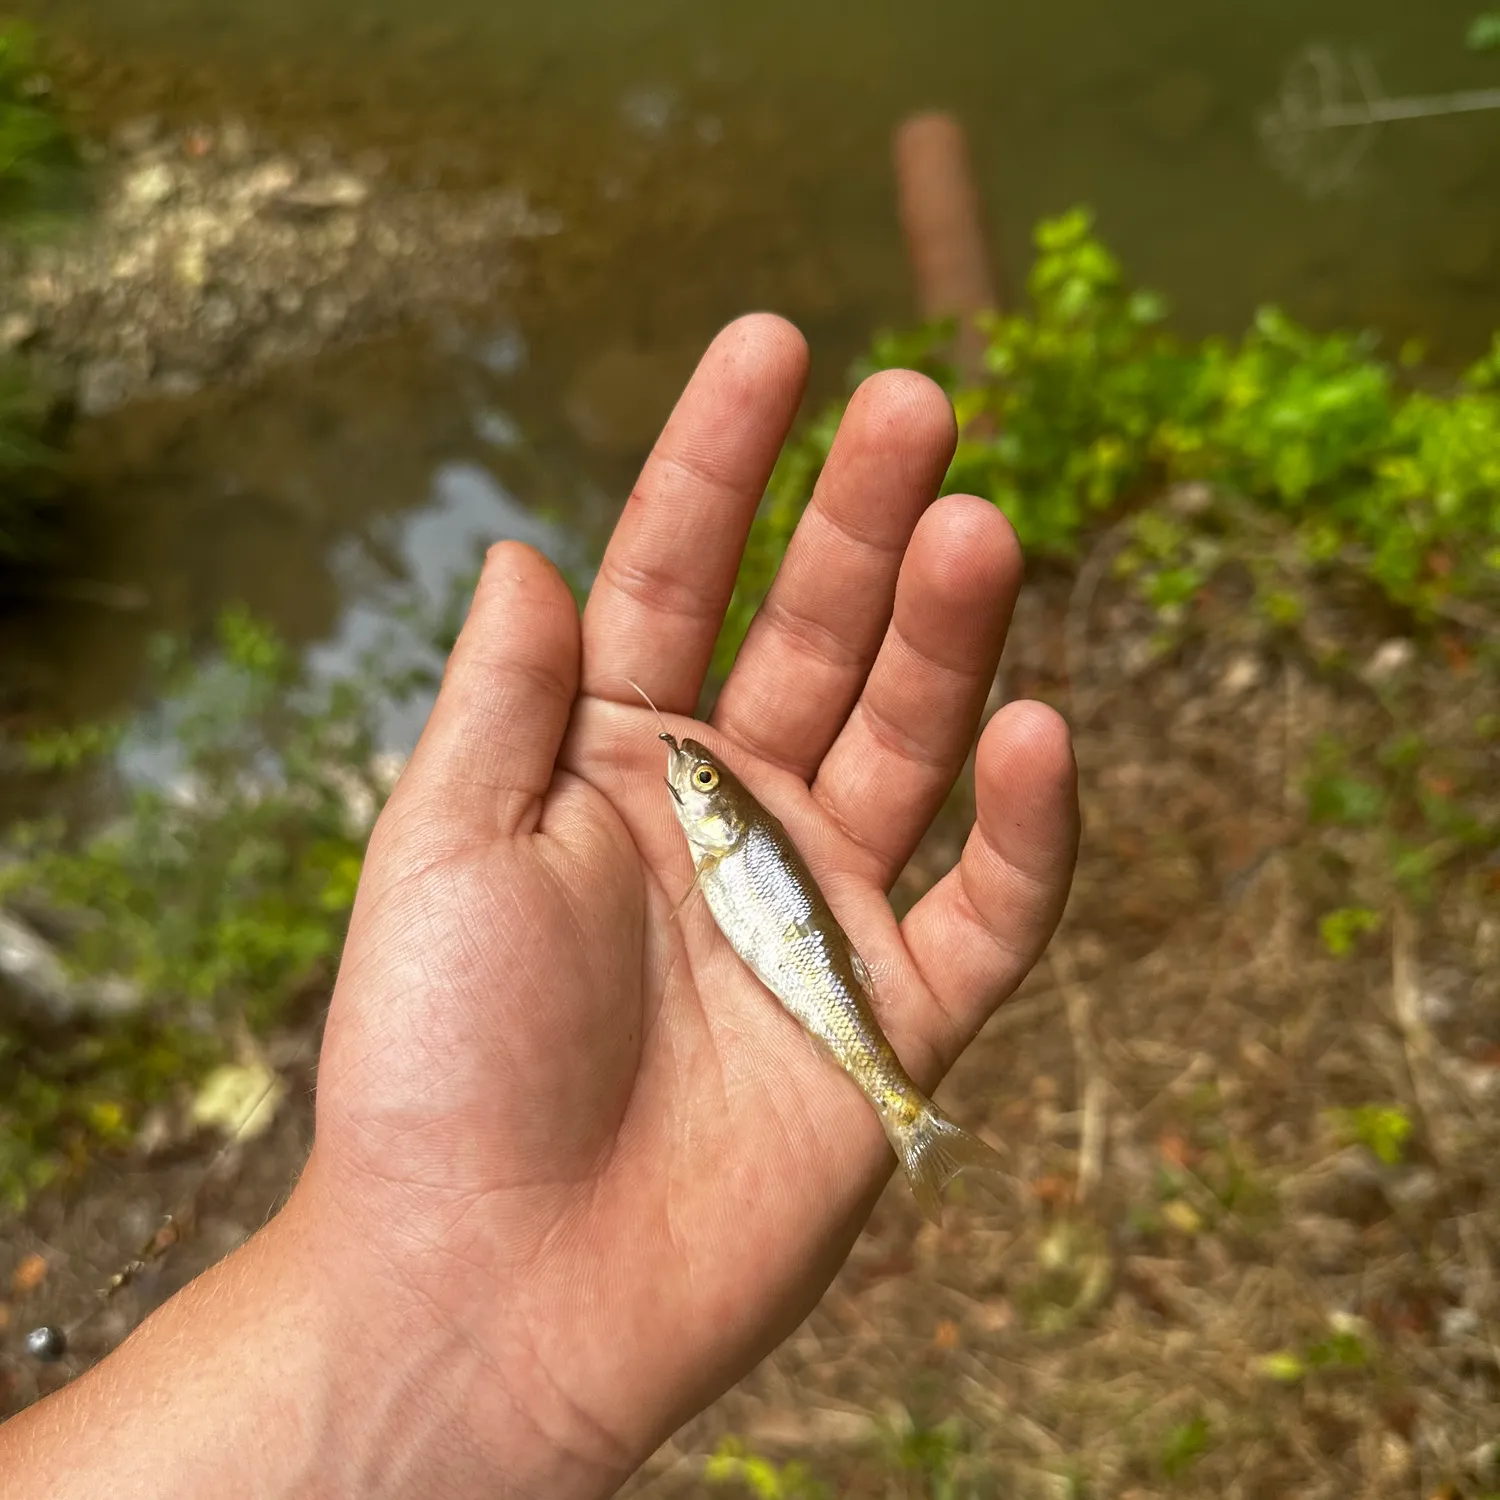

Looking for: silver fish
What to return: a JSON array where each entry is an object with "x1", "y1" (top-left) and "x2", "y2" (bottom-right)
[{"x1": 661, "y1": 731, "x2": 1003, "y2": 1220}]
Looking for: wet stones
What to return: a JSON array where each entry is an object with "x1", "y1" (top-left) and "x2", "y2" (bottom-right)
[{"x1": 0, "y1": 119, "x2": 562, "y2": 411}]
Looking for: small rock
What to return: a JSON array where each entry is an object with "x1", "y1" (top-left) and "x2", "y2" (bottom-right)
[
  {"x1": 1386, "y1": 1166, "x2": 1442, "y2": 1210},
  {"x1": 235, "y1": 158, "x2": 300, "y2": 204},
  {"x1": 77, "y1": 358, "x2": 138, "y2": 416},
  {"x1": 121, "y1": 162, "x2": 177, "y2": 208},
  {"x1": 0, "y1": 311, "x2": 37, "y2": 349},
  {"x1": 1440, "y1": 1305, "x2": 1479, "y2": 1341},
  {"x1": 198, "y1": 293, "x2": 238, "y2": 335},
  {"x1": 1361, "y1": 637, "x2": 1415, "y2": 685},
  {"x1": 1219, "y1": 653, "x2": 1262, "y2": 696},
  {"x1": 1378, "y1": 1432, "x2": 1412, "y2": 1482},
  {"x1": 278, "y1": 172, "x2": 369, "y2": 213}
]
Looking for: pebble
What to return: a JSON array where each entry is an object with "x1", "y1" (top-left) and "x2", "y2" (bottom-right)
[
  {"x1": 1219, "y1": 653, "x2": 1263, "y2": 696},
  {"x1": 1361, "y1": 637, "x2": 1415, "y2": 684},
  {"x1": 77, "y1": 358, "x2": 138, "y2": 415},
  {"x1": 0, "y1": 120, "x2": 552, "y2": 418},
  {"x1": 235, "y1": 157, "x2": 300, "y2": 204},
  {"x1": 1440, "y1": 1304, "x2": 1479, "y2": 1341},
  {"x1": 278, "y1": 172, "x2": 370, "y2": 212},
  {"x1": 121, "y1": 162, "x2": 177, "y2": 208},
  {"x1": 0, "y1": 311, "x2": 37, "y2": 349}
]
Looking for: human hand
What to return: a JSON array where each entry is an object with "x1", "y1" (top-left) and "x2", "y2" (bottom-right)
[
  {"x1": 295, "y1": 314, "x2": 1078, "y2": 1495},
  {"x1": 0, "y1": 316, "x2": 1077, "y2": 1500}
]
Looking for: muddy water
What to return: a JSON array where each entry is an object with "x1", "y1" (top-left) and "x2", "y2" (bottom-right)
[{"x1": 6, "y1": 0, "x2": 1498, "y2": 738}]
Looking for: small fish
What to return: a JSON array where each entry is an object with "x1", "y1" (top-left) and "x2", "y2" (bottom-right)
[{"x1": 660, "y1": 729, "x2": 1004, "y2": 1221}]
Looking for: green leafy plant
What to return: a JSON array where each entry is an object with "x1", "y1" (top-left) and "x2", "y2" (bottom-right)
[
  {"x1": 1327, "y1": 1103, "x2": 1414, "y2": 1166},
  {"x1": 1257, "y1": 1315, "x2": 1372, "y2": 1384},
  {"x1": 1467, "y1": 12, "x2": 1500, "y2": 50},
  {"x1": 1318, "y1": 905, "x2": 1383, "y2": 957},
  {"x1": 0, "y1": 607, "x2": 409, "y2": 1206},
  {"x1": 0, "y1": 20, "x2": 86, "y2": 233},
  {"x1": 704, "y1": 1437, "x2": 829, "y2": 1500},
  {"x1": 882, "y1": 1416, "x2": 968, "y2": 1500},
  {"x1": 0, "y1": 20, "x2": 88, "y2": 568},
  {"x1": 1158, "y1": 1412, "x2": 1211, "y2": 1481},
  {"x1": 717, "y1": 212, "x2": 1500, "y2": 924},
  {"x1": 723, "y1": 207, "x2": 1500, "y2": 661}
]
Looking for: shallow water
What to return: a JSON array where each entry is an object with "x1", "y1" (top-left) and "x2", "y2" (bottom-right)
[{"x1": 6, "y1": 0, "x2": 1499, "y2": 739}]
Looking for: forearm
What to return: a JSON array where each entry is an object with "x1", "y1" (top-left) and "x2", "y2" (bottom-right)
[{"x1": 0, "y1": 1192, "x2": 610, "y2": 1500}]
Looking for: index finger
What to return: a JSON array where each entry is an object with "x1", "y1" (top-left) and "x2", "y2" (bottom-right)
[{"x1": 581, "y1": 314, "x2": 808, "y2": 713}]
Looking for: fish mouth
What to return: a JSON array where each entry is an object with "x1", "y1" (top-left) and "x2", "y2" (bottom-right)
[{"x1": 660, "y1": 732, "x2": 685, "y2": 804}]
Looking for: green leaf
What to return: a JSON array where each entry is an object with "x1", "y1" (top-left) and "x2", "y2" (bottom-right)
[
  {"x1": 1466, "y1": 12, "x2": 1500, "y2": 49},
  {"x1": 1159, "y1": 1414, "x2": 1211, "y2": 1479},
  {"x1": 1256, "y1": 1351, "x2": 1306, "y2": 1383},
  {"x1": 1318, "y1": 907, "x2": 1383, "y2": 957},
  {"x1": 1328, "y1": 1104, "x2": 1413, "y2": 1166},
  {"x1": 1306, "y1": 771, "x2": 1386, "y2": 826}
]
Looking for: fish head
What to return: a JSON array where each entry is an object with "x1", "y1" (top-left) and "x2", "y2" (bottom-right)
[{"x1": 661, "y1": 734, "x2": 748, "y2": 855}]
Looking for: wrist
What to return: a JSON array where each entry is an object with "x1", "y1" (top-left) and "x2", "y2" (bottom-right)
[
  {"x1": 0, "y1": 1176, "x2": 618, "y2": 1500},
  {"x1": 292, "y1": 1154, "x2": 637, "y2": 1500}
]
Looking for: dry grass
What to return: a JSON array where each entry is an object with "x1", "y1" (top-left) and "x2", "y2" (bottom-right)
[
  {"x1": 3, "y1": 552, "x2": 1498, "y2": 1498},
  {"x1": 627, "y1": 557, "x2": 1500, "y2": 1498}
]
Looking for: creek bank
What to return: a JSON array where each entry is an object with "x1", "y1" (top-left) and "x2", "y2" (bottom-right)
[{"x1": 0, "y1": 115, "x2": 562, "y2": 414}]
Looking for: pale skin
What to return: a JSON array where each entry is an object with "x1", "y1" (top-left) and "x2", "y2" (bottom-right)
[{"x1": 0, "y1": 315, "x2": 1078, "y2": 1499}]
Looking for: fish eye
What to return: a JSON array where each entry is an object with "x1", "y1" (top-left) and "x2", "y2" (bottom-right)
[{"x1": 692, "y1": 764, "x2": 719, "y2": 791}]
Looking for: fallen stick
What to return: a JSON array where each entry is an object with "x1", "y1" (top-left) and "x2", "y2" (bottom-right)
[{"x1": 892, "y1": 111, "x2": 999, "y2": 384}]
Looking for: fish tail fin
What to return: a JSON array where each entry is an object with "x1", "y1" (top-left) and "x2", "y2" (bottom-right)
[{"x1": 892, "y1": 1100, "x2": 1007, "y2": 1224}]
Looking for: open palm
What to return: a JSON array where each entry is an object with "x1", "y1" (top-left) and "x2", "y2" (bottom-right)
[{"x1": 301, "y1": 316, "x2": 1078, "y2": 1497}]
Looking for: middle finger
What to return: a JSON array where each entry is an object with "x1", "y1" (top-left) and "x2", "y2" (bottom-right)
[{"x1": 712, "y1": 370, "x2": 955, "y2": 777}]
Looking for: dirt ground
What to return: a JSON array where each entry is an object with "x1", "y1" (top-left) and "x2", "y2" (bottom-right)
[{"x1": 2, "y1": 549, "x2": 1497, "y2": 1499}]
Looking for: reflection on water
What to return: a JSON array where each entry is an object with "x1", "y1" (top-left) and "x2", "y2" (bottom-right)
[
  {"x1": 307, "y1": 457, "x2": 576, "y2": 750},
  {"x1": 2, "y1": 0, "x2": 1497, "y2": 736}
]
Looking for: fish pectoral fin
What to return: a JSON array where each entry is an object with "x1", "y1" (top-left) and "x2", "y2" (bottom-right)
[
  {"x1": 782, "y1": 915, "x2": 817, "y2": 944},
  {"x1": 668, "y1": 853, "x2": 721, "y2": 922},
  {"x1": 849, "y1": 949, "x2": 873, "y2": 993}
]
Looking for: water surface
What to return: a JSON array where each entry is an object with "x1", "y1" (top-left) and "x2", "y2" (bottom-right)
[{"x1": 8, "y1": 0, "x2": 1497, "y2": 736}]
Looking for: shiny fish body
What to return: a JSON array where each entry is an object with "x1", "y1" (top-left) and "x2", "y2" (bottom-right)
[
  {"x1": 698, "y1": 819, "x2": 913, "y2": 1117},
  {"x1": 661, "y1": 732, "x2": 1003, "y2": 1221}
]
